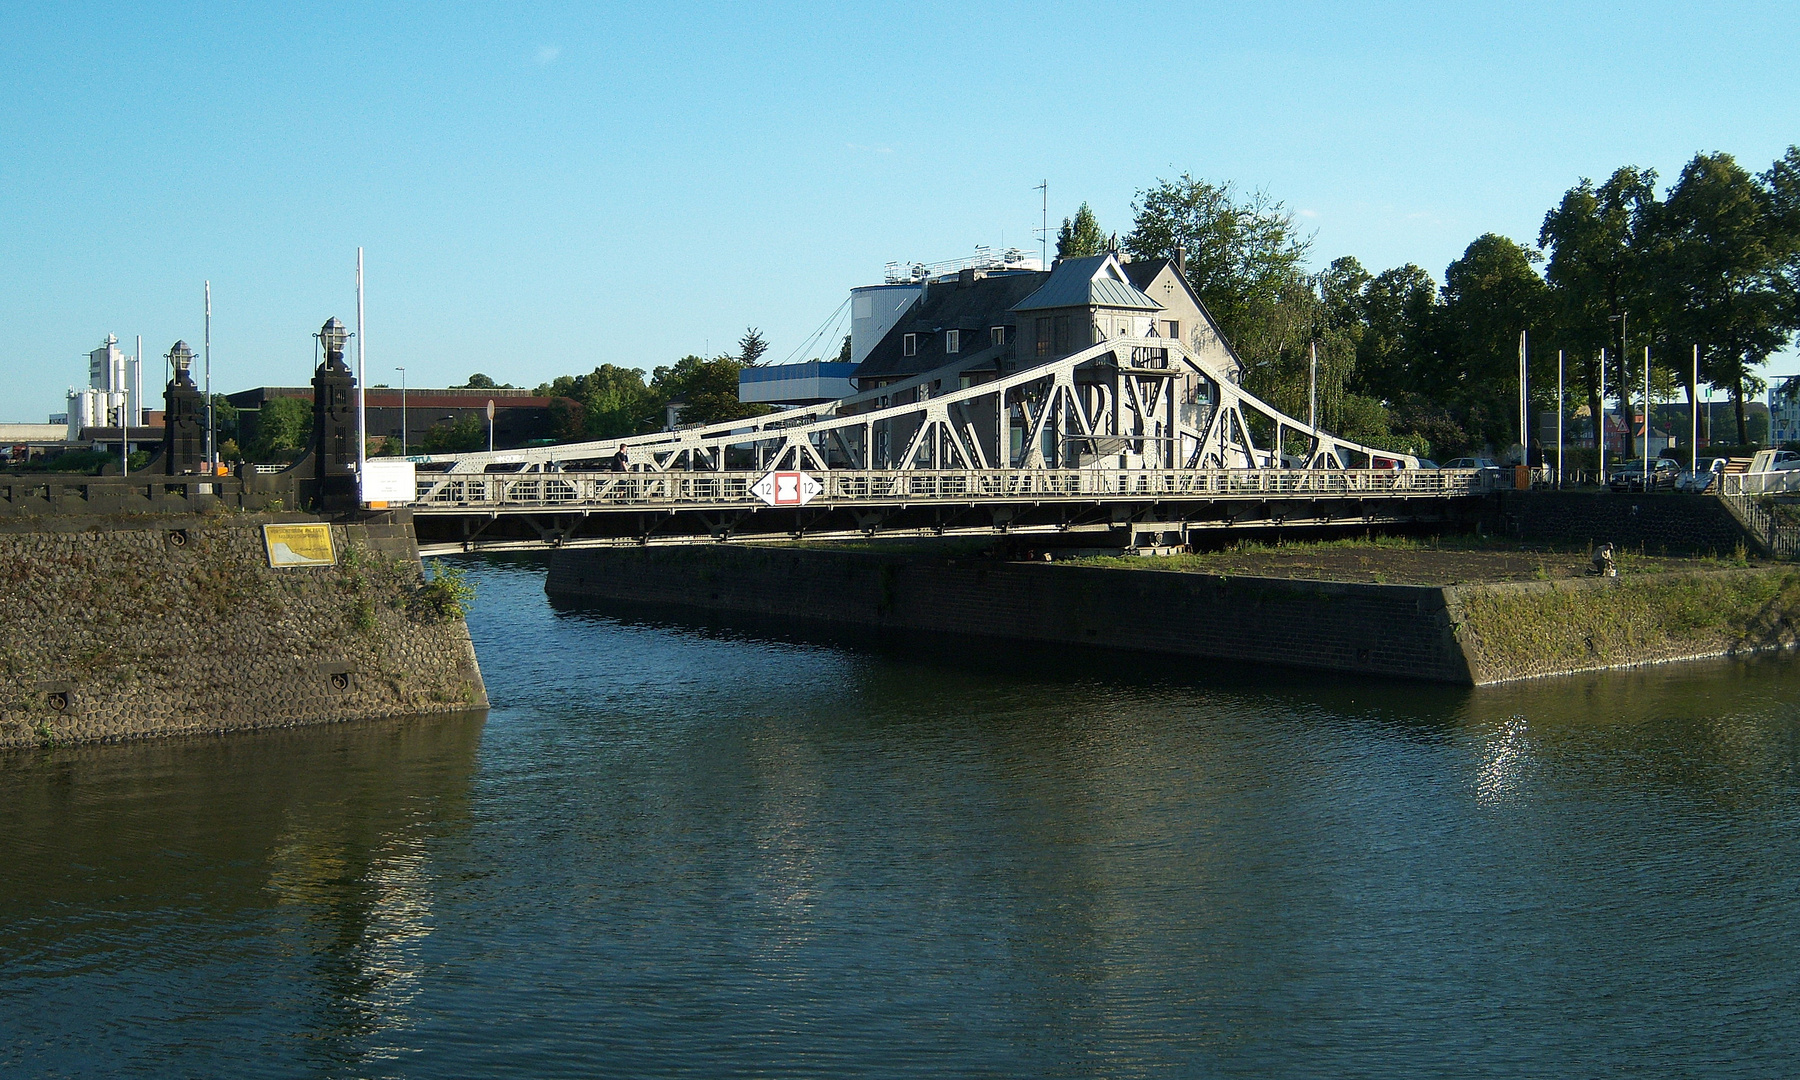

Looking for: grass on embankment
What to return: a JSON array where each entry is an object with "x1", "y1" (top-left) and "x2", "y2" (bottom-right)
[
  {"x1": 1070, "y1": 534, "x2": 1753, "y2": 586},
  {"x1": 1452, "y1": 568, "x2": 1800, "y2": 682}
]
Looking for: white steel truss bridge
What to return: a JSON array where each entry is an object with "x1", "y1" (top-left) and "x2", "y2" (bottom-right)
[{"x1": 410, "y1": 335, "x2": 1487, "y2": 554}]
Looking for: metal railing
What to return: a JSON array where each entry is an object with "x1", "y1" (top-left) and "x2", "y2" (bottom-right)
[
  {"x1": 1720, "y1": 471, "x2": 1800, "y2": 497},
  {"x1": 413, "y1": 467, "x2": 1490, "y2": 512}
]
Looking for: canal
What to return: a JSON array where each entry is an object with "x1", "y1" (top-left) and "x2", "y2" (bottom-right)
[{"x1": 3, "y1": 556, "x2": 1798, "y2": 1078}]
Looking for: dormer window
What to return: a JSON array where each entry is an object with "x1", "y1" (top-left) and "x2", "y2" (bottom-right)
[
  {"x1": 903, "y1": 333, "x2": 917, "y2": 357},
  {"x1": 946, "y1": 329, "x2": 960, "y2": 354},
  {"x1": 991, "y1": 326, "x2": 1005, "y2": 347}
]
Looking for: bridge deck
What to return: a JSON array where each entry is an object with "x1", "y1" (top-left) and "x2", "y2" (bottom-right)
[
  {"x1": 409, "y1": 467, "x2": 1491, "y2": 554},
  {"x1": 415, "y1": 467, "x2": 1487, "y2": 512}
]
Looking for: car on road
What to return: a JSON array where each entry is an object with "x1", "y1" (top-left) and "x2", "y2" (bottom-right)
[{"x1": 1609, "y1": 458, "x2": 1681, "y2": 492}]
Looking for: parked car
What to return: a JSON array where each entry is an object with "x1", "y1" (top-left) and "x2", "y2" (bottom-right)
[
  {"x1": 1609, "y1": 458, "x2": 1681, "y2": 492},
  {"x1": 1678, "y1": 457, "x2": 1727, "y2": 493},
  {"x1": 1441, "y1": 456, "x2": 1501, "y2": 476}
]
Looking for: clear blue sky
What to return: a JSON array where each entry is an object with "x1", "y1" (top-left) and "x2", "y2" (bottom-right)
[{"x1": 3, "y1": 2, "x2": 1796, "y2": 421}]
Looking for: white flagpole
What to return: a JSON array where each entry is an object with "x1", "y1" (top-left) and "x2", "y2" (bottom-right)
[
  {"x1": 204, "y1": 281, "x2": 213, "y2": 469},
  {"x1": 356, "y1": 248, "x2": 367, "y2": 493},
  {"x1": 1643, "y1": 345, "x2": 1651, "y2": 488},
  {"x1": 1599, "y1": 348, "x2": 1607, "y2": 482},
  {"x1": 1557, "y1": 349, "x2": 1564, "y2": 488},
  {"x1": 1691, "y1": 343, "x2": 1699, "y2": 471}
]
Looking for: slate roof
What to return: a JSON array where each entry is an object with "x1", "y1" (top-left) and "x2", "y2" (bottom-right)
[
  {"x1": 852, "y1": 271, "x2": 1047, "y2": 383},
  {"x1": 1011, "y1": 254, "x2": 1161, "y2": 312}
]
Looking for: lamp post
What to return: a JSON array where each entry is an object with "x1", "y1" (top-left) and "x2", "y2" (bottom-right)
[{"x1": 396, "y1": 366, "x2": 407, "y2": 456}]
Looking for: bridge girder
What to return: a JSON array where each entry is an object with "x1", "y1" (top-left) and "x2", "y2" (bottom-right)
[{"x1": 419, "y1": 337, "x2": 1415, "y2": 476}]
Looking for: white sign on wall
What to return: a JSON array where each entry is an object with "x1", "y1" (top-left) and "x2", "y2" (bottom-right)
[
  {"x1": 360, "y1": 459, "x2": 417, "y2": 506},
  {"x1": 751, "y1": 470, "x2": 823, "y2": 507}
]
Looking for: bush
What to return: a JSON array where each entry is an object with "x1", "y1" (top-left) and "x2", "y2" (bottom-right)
[{"x1": 413, "y1": 563, "x2": 474, "y2": 620}]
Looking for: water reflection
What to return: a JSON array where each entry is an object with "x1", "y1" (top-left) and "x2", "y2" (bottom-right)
[
  {"x1": 4, "y1": 555, "x2": 1799, "y2": 1078},
  {"x1": 0, "y1": 713, "x2": 485, "y2": 1077}
]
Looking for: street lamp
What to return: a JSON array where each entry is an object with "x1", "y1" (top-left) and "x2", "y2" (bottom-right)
[{"x1": 396, "y1": 365, "x2": 407, "y2": 456}]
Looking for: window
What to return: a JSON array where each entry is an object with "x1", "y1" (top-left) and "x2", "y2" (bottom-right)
[
  {"x1": 946, "y1": 329, "x2": 960, "y2": 354},
  {"x1": 1035, "y1": 317, "x2": 1052, "y2": 357},
  {"x1": 903, "y1": 333, "x2": 917, "y2": 357},
  {"x1": 1164, "y1": 320, "x2": 1180, "y2": 339},
  {"x1": 991, "y1": 326, "x2": 1005, "y2": 348},
  {"x1": 1052, "y1": 315, "x2": 1071, "y2": 355}
]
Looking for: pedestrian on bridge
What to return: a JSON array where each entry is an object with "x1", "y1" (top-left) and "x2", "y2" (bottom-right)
[{"x1": 613, "y1": 448, "x2": 629, "y2": 473}]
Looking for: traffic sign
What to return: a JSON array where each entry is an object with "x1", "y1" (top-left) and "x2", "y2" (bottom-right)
[{"x1": 751, "y1": 470, "x2": 823, "y2": 507}]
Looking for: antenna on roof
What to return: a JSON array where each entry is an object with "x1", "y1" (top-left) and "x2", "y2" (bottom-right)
[{"x1": 1033, "y1": 180, "x2": 1048, "y2": 268}]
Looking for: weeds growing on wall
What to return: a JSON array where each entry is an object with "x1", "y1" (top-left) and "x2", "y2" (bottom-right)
[{"x1": 414, "y1": 563, "x2": 474, "y2": 621}]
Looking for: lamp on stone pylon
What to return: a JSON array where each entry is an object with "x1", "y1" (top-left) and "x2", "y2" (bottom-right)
[
  {"x1": 317, "y1": 317, "x2": 350, "y2": 369},
  {"x1": 167, "y1": 340, "x2": 195, "y2": 383}
]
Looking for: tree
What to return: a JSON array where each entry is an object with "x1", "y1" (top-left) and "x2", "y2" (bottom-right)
[
  {"x1": 1438, "y1": 233, "x2": 1550, "y2": 453},
  {"x1": 416, "y1": 415, "x2": 486, "y2": 453},
  {"x1": 579, "y1": 364, "x2": 657, "y2": 438},
  {"x1": 1539, "y1": 167, "x2": 1659, "y2": 451},
  {"x1": 1124, "y1": 174, "x2": 1311, "y2": 353},
  {"x1": 457, "y1": 373, "x2": 515, "y2": 389},
  {"x1": 1656, "y1": 152, "x2": 1797, "y2": 443},
  {"x1": 836, "y1": 334, "x2": 852, "y2": 363},
  {"x1": 1055, "y1": 203, "x2": 1106, "y2": 258},
  {"x1": 738, "y1": 328, "x2": 769, "y2": 367},
  {"x1": 650, "y1": 355, "x2": 772, "y2": 427},
  {"x1": 1353, "y1": 263, "x2": 1439, "y2": 406},
  {"x1": 247, "y1": 396, "x2": 312, "y2": 461}
]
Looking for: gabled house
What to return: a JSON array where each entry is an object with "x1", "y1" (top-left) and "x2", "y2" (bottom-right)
[{"x1": 848, "y1": 248, "x2": 1243, "y2": 398}]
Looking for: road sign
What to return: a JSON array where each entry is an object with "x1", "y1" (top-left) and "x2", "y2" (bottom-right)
[{"x1": 751, "y1": 470, "x2": 823, "y2": 507}]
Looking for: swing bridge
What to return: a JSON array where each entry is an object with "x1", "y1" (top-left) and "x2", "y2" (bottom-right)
[{"x1": 406, "y1": 336, "x2": 1492, "y2": 555}]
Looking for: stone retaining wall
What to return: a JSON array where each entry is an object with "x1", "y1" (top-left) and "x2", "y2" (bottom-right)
[
  {"x1": 546, "y1": 545, "x2": 1800, "y2": 685},
  {"x1": 1493, "y1": 490, "x2": 1756, "y2": 555},
  {"x1": 0, "y1": 511, "x2": 487, "y2": 749}
]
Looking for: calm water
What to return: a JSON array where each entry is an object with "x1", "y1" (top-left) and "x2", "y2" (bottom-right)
[{"x1": 3, "y1": 558, "x2": 1799, "y2": 1078}]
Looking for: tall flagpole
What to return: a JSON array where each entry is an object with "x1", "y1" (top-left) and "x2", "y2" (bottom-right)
[
  {"x1": 204, "y1": 281, "x2": 213, "y2": 469},
  {"x1": 1691, "y1": 343, "x2": 1699, "y2": 471},
  {"x1": 356, "y1": 248, "x2": 367, "y2": 494},
  {"x1": 1599, "y1": 347, "x2": 1607, "y2": 482},
  {"x1": 1519, "y1": 330, "x2": 1528, "y2": 461},
  {"x1": 1643, "y1": 345, "x2": 1651, "y2": 489},
  {"x1": 1557, "y1": 349, "x2": 1564, "y2": 488}
]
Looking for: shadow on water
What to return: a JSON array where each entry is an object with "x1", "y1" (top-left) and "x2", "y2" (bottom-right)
[{"x1": 0, "y1": 712, "x2": 488, "y2": 1078}]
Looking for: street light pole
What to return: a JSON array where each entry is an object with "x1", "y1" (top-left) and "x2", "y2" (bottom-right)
[
  {"x1": 1557, "y1": 349, "x2": 1564, "y2": 488},
  {"x1": 397, "y1": 366, "x2": 407, "y2": 456}
]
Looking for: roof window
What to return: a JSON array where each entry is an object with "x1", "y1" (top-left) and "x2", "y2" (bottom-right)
[
  {"x1": 946, "y1": 329, "x2": 960, "y2": 354},
  {"x1": 903, "y1": 333, "x2": 917, "y2": 357}
]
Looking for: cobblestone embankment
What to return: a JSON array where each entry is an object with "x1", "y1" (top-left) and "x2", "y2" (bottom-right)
[{"x1": 0, "y1": 512, "x2": 487, "y2": 749}]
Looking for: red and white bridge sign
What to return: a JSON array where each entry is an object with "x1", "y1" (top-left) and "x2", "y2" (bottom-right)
[{"x1": 751, "y1": 470, "x2": 824, "y2": 507}]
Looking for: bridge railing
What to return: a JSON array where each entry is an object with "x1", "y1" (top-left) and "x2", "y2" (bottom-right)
[{"x1": 413, "y1": 467, "x2": 1489, "y2": 510}]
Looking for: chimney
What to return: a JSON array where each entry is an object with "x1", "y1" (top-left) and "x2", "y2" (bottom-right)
[
  {"x1": 958, "y1": 268, "x2": 975, "y2": 289},
  {"x1": 1174, "y1": 244, "x2": 1186, "y2": 275}
]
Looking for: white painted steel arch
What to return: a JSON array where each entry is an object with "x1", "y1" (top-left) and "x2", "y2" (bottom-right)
[{"x1": 420, "y1": 336, "x2": 1416, "y2": 476}]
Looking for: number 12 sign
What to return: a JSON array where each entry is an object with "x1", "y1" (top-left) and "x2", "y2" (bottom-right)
[{"x1": 751, "y1": 470, "x2": 823, "y2": 507}]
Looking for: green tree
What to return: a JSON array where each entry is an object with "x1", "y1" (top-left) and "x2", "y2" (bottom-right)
[
  {"x1": 1124, "y1": 174, "x2": 1311, "y2": 351},
  {"x1": 1655, "y1": 152, "x2": 1797, "y2": 443},
  {"x1": 579, "y1": 364, "x2": 657, "y2": 438},
  {"x1": 738, "y1": 328, "x2": 769, "y2": 367},
  {"x1": 1055, "y1": 202, "x2": 1106, "y2": 258},
  {"x1": 1437, "y1": 233, "x2": 1550, "y2": 453},
  {"x1": 416, "y1": 414, "x2": 486, "y2": 453},
  {"x1": 1539, "y1": 167, "x2": 1658, "y2": 450},
  {"x1": 650, "y1": 355, "x2": 772, "y2": 427},
  {"x1": 1353, "y1": 263, "x2": 1439, "y2": 406},
  {"x1": 457, "y1": 373, "x2": 515, "y2": 389},
  {"x1": 209, "y1": 395, "x2": 240, "y2": 441},
  {"x1": 248, "y1": 396, "x2": 313, "y2": 461}
]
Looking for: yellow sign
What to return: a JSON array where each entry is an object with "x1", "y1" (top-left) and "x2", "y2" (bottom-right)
[{"x1": 263, "y1": 523, "x2": 337, "y2": 567}]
